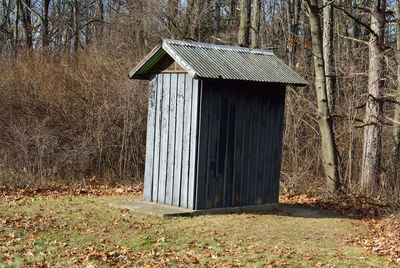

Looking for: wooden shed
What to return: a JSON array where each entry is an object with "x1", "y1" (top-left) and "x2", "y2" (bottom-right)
[{"x1": 129, "y1": 39, "x2": 307, "y2": 210}]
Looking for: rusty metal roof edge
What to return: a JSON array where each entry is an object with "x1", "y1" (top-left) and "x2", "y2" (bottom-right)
[{"x1": 162, "y1": 38, "x2": 275, "y2": 55}]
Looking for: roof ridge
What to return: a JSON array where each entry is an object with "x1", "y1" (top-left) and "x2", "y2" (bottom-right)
[{"x1": 162, "y1": 39, "x2": 274, "y2": 56}]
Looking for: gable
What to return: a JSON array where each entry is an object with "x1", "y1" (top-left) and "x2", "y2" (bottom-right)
[{"x1": 146, "y1": 53, "x2": 186, "y2": 74}]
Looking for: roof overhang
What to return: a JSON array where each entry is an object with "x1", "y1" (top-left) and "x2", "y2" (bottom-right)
[{"x1": 129, "y1": 39, "x2": 308, "y2": 86}]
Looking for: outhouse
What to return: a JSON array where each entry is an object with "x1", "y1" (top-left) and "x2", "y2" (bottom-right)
[{"x1": 129, "y1": 39, "x2": 307, "y2": 210}]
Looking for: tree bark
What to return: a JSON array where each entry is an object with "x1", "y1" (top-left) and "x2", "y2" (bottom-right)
[
  {"x1": 323, "y1": 0, "x2": 336, "y2": 112},
  {"x1": 393, "y1": 0, "x2": 400, "y2": 193},
  {"x1": 12, "y1": 0, "x2": 19, "y2": 50},
  {"x1": 238, "y1": 0, "x2": 250, "y2": 47},
  {"x1": 250, "y1": 0, "x2": 260, "y2": 48},
  {"x1": 41, "y1": 0, "x2": 50, "y2": 47},
  {"x1": 18, "y1": 0, "x2": 32, "y2": 48},
  {"x1": 213, "y1": 0, "x2": 221, "y2": 38},
  {"x1": 306, "y1": 0, "x2": 340, "y2": 192},
  {"x1": 286, "y1": 0, "x2": 300, "y2": 68},
  {"x1": 361, "y1": 0, "x2": 386, "y2": 195},
  {"x1": 72, "y1": 0, "x2": 79, "y2": 52}
]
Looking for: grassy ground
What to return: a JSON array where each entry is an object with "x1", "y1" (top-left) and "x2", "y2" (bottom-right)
[{"x1": 0, "y1": 193, "x2": 395, "y2": 267}]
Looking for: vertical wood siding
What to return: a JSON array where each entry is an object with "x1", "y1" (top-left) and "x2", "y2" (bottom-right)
[
  {"x1": 195, "y1": 80, "x2": 286, "y2": 210},
  {"x1": 144, "y1": 75, "x2": 285, "y2": 210},
  {"x1": 143, "y1": 73, "x2": 199, "y2": 208}
]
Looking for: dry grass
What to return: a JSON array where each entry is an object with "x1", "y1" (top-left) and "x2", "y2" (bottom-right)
[
  {"x1": 0, "y1": 192, "x2": 394, "y2": 267},
  {"x1": 0, "y1": 49, "x2": 148, "y2": 187}
]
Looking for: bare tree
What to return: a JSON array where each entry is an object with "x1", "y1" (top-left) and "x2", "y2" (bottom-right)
[
  {"x1": 238, "y1": 0, "x2": 250, "y2": 47},
  {"x1": 250, "y1": 0, "x2": 260, "y2": 48},
  {"x1": 306, "y1": 0, "x2": 340, "y2": 192},
  {"x1": 42, "y1": 0, "x2": 50, "y2": 47},
  {"x1": 12, "y1": 0, "x2": 19, "y2": 50},
  {"x1": 286, "y1": 0, "x2": 301, "y2": 68},
  {"x1": 360, "y1": 0, "x2": 386, "y2": 195},
  {"x1": 213, "y1": 0, "x2": 221, "y2": 38},
  {"x1": 18, "y1": 0, "x2": 32, "y2": 48},
  {"x1": 72, "y1": 0, "x2": 79, "y2": 51},
  {"x1": 21, "y1": 0, "x2": 50, "y2": 47},
  {"x1": 394, "y1": 0, "x2": 400, "y2": 192},
  {"x1": 94, "y1": 0, "x2": 104, "y2": 41},
  {"x1": 323, "y1": 0, "x2": 335, "y2": 112}
]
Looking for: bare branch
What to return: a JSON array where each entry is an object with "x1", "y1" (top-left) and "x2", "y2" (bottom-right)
[{"x1": 333, "y1": 4, "x2": 378, "y2": 38}]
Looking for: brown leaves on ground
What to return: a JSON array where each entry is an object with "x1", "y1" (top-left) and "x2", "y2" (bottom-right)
[
  {"x1": 1, "y1": 186, "x2": 400, "y2": 265},
  {"x1": 0, "y1": 184, "x2": 142, "y2": 203},
  {"x1": 281, "y1": 193, "x2": 400, "y2": 264}
]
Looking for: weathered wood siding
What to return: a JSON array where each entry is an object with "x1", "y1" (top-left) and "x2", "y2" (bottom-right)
[
  {"x1": 195, "y1": 80, "x2": 286, "y2": 210},
  {"x1": 143, "y1": 73, "x2": 200, "y2": 209}
]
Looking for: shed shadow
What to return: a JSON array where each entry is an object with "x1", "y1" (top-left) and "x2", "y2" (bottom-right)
[
  {"x1": 110, "y1": 200, "x2": 344, "y2": 219},
  {"x1": 237, "y1": 203, "x2": 343, "y2": 219},
  {"x1": 191, "y1": 203, "x2": 343, "y2": 219}
]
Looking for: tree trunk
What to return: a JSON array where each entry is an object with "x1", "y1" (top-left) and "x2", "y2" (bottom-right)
[
  {"x1": 72, "y1": 0, "x2": 79, "y2": 52},
  {"x1": 12, "y1": 0, "x2": 19, "y2": 50},
  {"x1": 393, "y1": 0, "x2": 400, "y2": 193},
  {"x1": 93, "y1": 0, "x2": 103, "y2": 41},
  {"x1": 323, "y1": 0, "x2": 335, "y2": 112},
  {"x1": 238, "y1": 0, "x2": 250, "y2": 47},
  {"x1": 213, "y1": 0, "x2": 221, "y2": 38},
  {"x1": 250, "y1": 0, "x2": 260, "y2": 48},
  {"x1": 307, "y1": 0, "x2": 339, "y2": 192},
  {"x1": 361, "y1": 0, "x2": 386, "y2": 195},
  {"x1": 18, "y1": 0, "x2": 32, "y2": 48},
  {"x1": 228, "y1": 0, "x2": 238, "y2": 29},
  {"x1": 286, "y1": 0, "x2": 300, "y2": 68},
  {"x1": 41, "y1": 0, "x2": 50, "y2": 47}
]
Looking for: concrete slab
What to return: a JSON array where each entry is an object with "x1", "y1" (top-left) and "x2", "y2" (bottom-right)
[
  {"x1": 109, "y1": 200, "x2": 194, "y2": 217},
  {"x1": 109, "y1": 200, "x2": 332, "y2": 218},
  {"x1": 110, "y1": 200, "x2": 327, "y2": 218}
]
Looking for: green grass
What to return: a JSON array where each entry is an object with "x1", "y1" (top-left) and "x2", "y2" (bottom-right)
[{"x1": 0, "y1": 194, "x2": 394, "y2": 267}]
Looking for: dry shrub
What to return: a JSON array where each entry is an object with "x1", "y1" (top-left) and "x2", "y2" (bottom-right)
[{"x1": 0, "y1": 49, "x2": 148, "y2": 187}]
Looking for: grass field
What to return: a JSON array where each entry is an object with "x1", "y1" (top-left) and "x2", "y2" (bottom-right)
[{"x1": 0, "y1": 193, "x2": 395, "y2": 267}]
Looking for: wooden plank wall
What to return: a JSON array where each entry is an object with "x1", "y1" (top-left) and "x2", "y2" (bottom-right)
[
  {"x1": 143, "y1": 73, "x2": 200, "y2": 209},
  {"x1": 195, "y1": 80, "x2": 286, "y2": 210}
]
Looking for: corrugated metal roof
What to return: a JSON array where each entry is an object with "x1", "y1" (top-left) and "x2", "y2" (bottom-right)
[{"x1": 129, "y1": 39, "x2": 307, "y2": 86}]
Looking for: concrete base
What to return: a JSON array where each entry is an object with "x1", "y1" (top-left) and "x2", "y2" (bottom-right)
[{"x1": 109, "y1": 200, "x2": 332, "y2": 218}]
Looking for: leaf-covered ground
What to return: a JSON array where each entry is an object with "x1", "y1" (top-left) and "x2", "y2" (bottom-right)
[{"x1": 0, "y1": 187, "x2": 398, "y2": 267}]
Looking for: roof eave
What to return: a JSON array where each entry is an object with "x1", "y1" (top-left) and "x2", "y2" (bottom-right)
[{"x1": 128, "y1": 44, "x2": 163, "y2": 79}]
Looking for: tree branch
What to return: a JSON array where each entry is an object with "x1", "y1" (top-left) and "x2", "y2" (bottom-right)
[
  {"x1": 333, "y1": 4, "x2": 378, "y2": 38},
  {"x1": 20, "y1": 0, "x2": 43, "y2": 21},
  {"x1": 338, "y1": 33, "x2": 369, "y2": 45}
]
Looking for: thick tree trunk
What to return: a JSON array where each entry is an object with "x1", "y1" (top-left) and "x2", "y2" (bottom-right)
[
  {"x1": 361, "y1": 0, "x2": 386, "y2": 195},
  {"x1": 250, "y1": 0, "x2": 260, "y2": 48},
  {"x1": 323, "y1": 0, "x2": 335, "y2": 112},
  {"x1": 238, "y1": 0, "x2": 250, "y2": 47},
  {"x1": 394, "y1": 0, "x2": 400, "y2": 192},
  {"x1": 307, "y1": 0, "x2": 339, "y2": 192}
]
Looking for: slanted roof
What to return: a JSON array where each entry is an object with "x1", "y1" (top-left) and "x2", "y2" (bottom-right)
[{"x1": 129, "y1": 39, "x2": 307, "y2": 86}]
